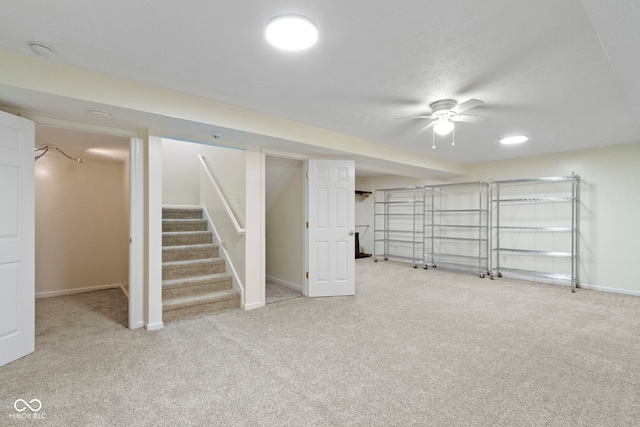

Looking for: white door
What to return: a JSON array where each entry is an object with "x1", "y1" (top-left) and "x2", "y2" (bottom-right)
[
  {"x1": 0, "y1": 111, "x2": 35, "y2": 367},
  {"x1": 306, "y1": 160, "x2": 355, "y2": 297}
]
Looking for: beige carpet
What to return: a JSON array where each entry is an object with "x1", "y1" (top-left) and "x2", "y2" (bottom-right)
[
  {"x1": 1, "y1": 259, "x2": 639, "y2": 426},
  {"x1": 265, "y1": 280, "x2": 303, "y2": 304}
]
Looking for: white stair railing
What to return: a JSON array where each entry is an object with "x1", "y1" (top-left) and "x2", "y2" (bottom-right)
[{"x1": 198, "y1": 154, "x2": 245, "y2": 234}]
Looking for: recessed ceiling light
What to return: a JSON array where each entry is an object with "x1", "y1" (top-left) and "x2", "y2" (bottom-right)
[
  {"x1": 29, "y1": 42, "x2": 55, "y2": 57},
  {"x1": 266, "y1": 15, "x2": 318, "y2": 51},
  {"x1": 500, "y1": 135, "x2": 528, "y2": 144}
]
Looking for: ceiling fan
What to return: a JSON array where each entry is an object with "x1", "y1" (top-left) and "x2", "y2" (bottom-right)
[{"x1": 398, "y1": 98, "x2": 490, "y2": 136}]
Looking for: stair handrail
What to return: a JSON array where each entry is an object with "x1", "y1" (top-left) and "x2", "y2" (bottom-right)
[{"x1": 198, "y1": 154, "x2": 245, "y2": 234}]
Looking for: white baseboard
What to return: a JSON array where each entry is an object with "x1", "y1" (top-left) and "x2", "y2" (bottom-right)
[
  {"x1": 36, "y1": 283, "x2": 123, "y2": 299},
  {"x1": 266, "y1": 275, "x2": 303, "y2": 292},
  {"x1": 145, "y1": 321, "x2": 164, "y2": 331},
  {"x1": 243, "y1": 301, "x2": 265, "y2": 311},
  {"x1": 578, "y1": 283, "x2": 640, "y2": 297},
  {"x1": 131, "y1": 321, "x2": 145, "y2": 330}
]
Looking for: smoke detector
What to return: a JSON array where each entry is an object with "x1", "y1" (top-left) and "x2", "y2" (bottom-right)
[
  {"x1": 29, "y1": 42, "x2": 55, "y2": 57},
  {"x1": 88, "y1": 109, "x2": 110, "y2": 118}
]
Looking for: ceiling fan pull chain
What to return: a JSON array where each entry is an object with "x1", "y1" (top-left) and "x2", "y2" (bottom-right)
[
  {"x1": 432, "y1": 129, "x2": 436, "y2": 149},
  {"x1": 452, "y1": 126, "x2": 455, "y2": 146}
]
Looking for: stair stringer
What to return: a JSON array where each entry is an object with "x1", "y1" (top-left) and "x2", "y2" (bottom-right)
[{"x1": 200, "y1": 204, "x2": 245, "y2": 308}]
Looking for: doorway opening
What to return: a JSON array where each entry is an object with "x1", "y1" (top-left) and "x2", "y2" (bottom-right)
[
  {"x1": 34, "y1": 123, "x2": 131, "y2": 328},
  {"x1": 265, "y1": 155, "x2": 304, "y2": 303}
]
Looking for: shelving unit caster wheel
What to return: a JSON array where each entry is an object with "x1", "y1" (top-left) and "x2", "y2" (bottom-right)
[
  {"x1": 423, "y1": 265, "x2": 428, "y2": 270},
  {"x1": 479, "y1": 273, "x2": 485, "y2": 278},
  {"x1": 412, "y1": 264, "x2": 417, "y2": 268},
  {"x1": 373, "y1": 258, "x2": 377, "y2": 262},
  {"x1": 497, "y1": 272, "x2": 502, "y2": 278},
  {"x1": 384, "y1": 257, "x2": 388, "y2": 261}
]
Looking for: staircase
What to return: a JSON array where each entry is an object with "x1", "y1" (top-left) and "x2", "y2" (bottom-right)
[{"x1": 162, "y1": 207, "x2": 239, "y2": 322}]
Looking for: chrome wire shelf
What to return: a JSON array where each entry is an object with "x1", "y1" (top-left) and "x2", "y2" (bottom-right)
[
  {"x1": 424, "y1": 181, "x2": 490, "y2": 278},
  {"x1": 490, "y1": 173, "x2": 580, "y2": 291},
  {"x1": 373, "y1": 186, "x2": 425, "y2": 268}
]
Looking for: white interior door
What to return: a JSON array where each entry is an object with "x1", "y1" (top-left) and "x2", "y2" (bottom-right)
[
  {"x1": 0, "y1": 111, "x2": 35, "y2": 367},
  {"x1": 306, "y1": 159, "x2": 355, "y2": 297}
]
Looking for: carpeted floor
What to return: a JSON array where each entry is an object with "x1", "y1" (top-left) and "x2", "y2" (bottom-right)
[
  {"x1": 1, "y1": 259, "x2": 639, "y2": 426},
  {"x1": 265, "y1": 280, "x2": 303, "y2": 304}
]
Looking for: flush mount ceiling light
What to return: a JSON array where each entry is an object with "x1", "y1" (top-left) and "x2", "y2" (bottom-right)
[
  {"x1": 29, "y1": 42, "x2": 55, "y2": 57},
  {"x1": 500, "y1": 135, "x2": 528, "y2": 144},
  {"x1": 266, "y1": 14, "x2": 318, "y2": 50}
]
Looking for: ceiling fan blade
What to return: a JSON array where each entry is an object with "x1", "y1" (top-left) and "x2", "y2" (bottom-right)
[
  {"x1": 417, "y1": 119, "x2": 437, "y2": 133},
  {"x1": 452, "y1": 114, "x2": 490, "y2": 124},
  {"x1": 451, "y1": 98, "x2": 484, "y2": 114},
  {"x1": 395, "y1": 114, "x2": 431, "y2": 120}
]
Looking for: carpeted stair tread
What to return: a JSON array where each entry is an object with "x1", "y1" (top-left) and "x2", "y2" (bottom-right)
[
  {"x1": 162, "y1": 243, "x2": 218, "y2": 262},
  {"x1": 162, "y1": 243, "x2": 217, "y2": 251},
  {"x1": 162, "y1": 219, "x2": 208, "y2": 232},
  {"x1": 163, "y1": 257, "x2": 225, "y2": 268},
  {"x1": 162, "y1": 272, "x2": 232, "y2": 287},
  {"x1": 163, "y1": 230, "x2": 211, "y2": 237},
  {"x1": 162, "y1": 257, "x2": 226, "y2": 280},
  {"x1": 162, "y1": 231, "x2": 212, "y2": 246},
  {"x1": 162, "y1": 289, "x2": 239, "y2": 312},
  {"x1": 162, "y1": 258, "x2": 225, "y2": 280},
  {"x1": 162, "y1": 273, "x2": 233, "y2": 299},
  {"x1": 162, "y1": 207, "x2": 203, "y2": 219}
]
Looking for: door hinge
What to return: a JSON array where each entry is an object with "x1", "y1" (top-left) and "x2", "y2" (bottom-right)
[
  {"x1": 306, "y1": 272, "x2": 309, "y2": 279},
  {"x1": 306, "y1": 171, "x2": 309, "y2": 179},
  {"x1": 306, "y1": 221, "x2": 309, "y2": 228}
]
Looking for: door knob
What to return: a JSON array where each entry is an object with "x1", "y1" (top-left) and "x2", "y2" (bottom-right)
[{"x1": 349, "y1": 230, "x2": 354, "y2": 235}]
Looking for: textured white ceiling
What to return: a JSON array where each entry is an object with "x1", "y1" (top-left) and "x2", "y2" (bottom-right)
[{"x1": 1, "y1": 0, "x2": 640, "y2": 168}]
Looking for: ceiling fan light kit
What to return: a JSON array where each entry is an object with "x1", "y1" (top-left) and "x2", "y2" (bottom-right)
[
  {"x1": 433, "y1": 117, "x2": 454, "y2": 135},
  {"x1": 397, "y1": 98, "x2": 489, "y2": 148}
]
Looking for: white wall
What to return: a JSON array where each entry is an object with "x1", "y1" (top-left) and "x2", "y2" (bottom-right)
[
  {"x1": 357, "y1": 142, "x2": 640, "y2": 296},
  {"x1": 266, "y1": 158, "x2": 303, "y2": 289},
  {"x1": 161, "y1": 139, "x2": 200, "y2": 205},
  {"x1": 466, "y1": 142, "x2": 640, "y2": 295},
  {"x1": 161, "y1": 138, "x2": 246, "y2": 222},
  {"x1": 35, "y1": 156, "x2": 128, "y2": 296}
]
